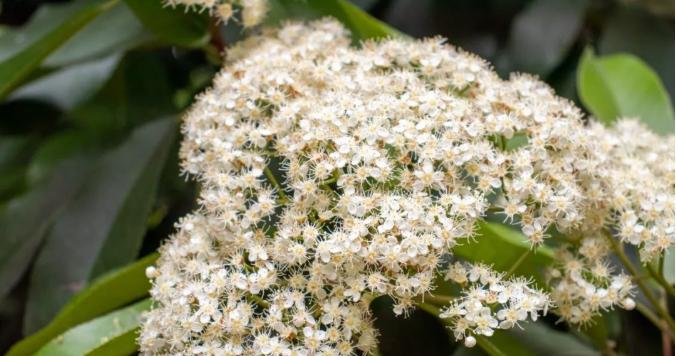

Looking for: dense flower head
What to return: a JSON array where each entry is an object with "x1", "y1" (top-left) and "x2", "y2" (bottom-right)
[{"x1": 140, "y1": 18, "x2": 674, "y2": 354}]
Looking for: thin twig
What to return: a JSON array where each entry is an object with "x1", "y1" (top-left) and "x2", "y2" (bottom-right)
[{"x1": 604, "y1": 231, "x2": 675, "y2": 333}]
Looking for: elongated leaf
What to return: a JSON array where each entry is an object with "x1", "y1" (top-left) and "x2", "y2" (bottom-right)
[
  {"x1": 45, "y1": 2, "x2": 148, "y2": 67},
  {"x1": 24, "y1": 118, "x2": 176, "y2": 333},
  {"x1": 577, "y1": 49, "x2": 675, "y2": 134},
  {"x1": 503, "y1": 0, "x2": 588, "y2": 76},
  {"x1": 453, "y1": 222, "x2": 554, "y2": 286},
  {"x1": 10, "y1": 54, "x2": 122, "y2": 110},
  {"x1": 0, "y1": 136, "x2": 36, "y2": 202},
  {"x1": 0, "y1": 0, "x2": 118, "y2": 100},
  {"x1": 7, "y1": 253, "x2": 157, "y2": 356},
  {"x1": 0, "y1": 2, "x2": 87, "y2": 62},
  {"x1": 69, "y1": 52, "x2": 176, "y2": 135},
  {"x1": 124, "y1": 0, "x2": 210, "y2": 48},
  {"x1": 455, "y1": 321, "x2": 597, "y2": 356},
  {"x1": 598, "y1": 6, "x2": 674, "y2": 100},
  {"x1": 506, "y1": 321, "x2": 597, "y2": 356},
  {"x1": 271, "y1": 0, "x2": 401, "y2": 41},
  {"x1": 0, "y1": 157, "x2": 91, "y2": 300},
  {"x1": 35, "y1": 299, "x2": 151, "y2": 356}
]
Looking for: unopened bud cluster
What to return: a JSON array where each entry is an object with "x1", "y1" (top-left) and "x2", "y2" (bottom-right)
[{"x1": 140, "y1": 19, "x2": 674, "y2": 354}]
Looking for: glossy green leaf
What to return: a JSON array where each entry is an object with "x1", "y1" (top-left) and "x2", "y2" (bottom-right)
[
  {"x1": 503, "y1": 0, "x2": 588, "y2": 76},
  {"x1": 598, "y1": 6, "x2": 674, "y2": 101},
  {"x1": 0, "y1": 157, "x2": 91, "y2": 300},
  {"x1": 453, "y1": 222, "x2": 554, "y2": 286},
  {"x1": 577, "y1": 49, "x2": 675, "y2": 134},
  {"x1": 35, "y1": 299, "x2": 151, "y2": 356},
  {"x1": 69, "y1": 52, "x2": 177, "y2": 135},
  {"x1": 506, "y1": 321, "x2": 597, "y2": 356},
  {"x1": 25, "y1": 130, "x2": 102, "y2": 185},
  {"x1": 24, "y1": 118, "x2": 175, "y2": 333},
  {"x1": 10, "y1": 54, "x2": 122, "y2": 110},
  {"x1": 0, "y1": 2, "x2": 87, "y2": 62},
  {"x1": 45, "y1": 2, "x2": 148, "y2": 67},
  {"x1": 0, "y1": 1, "x2": 147, "y2": 69},
  {"x1": 271, "y1": 0, "x2": 401, "y2": 41},
  {"x1": 123, "y1": 0, "x2": 210, "y2": 48},
  {"x1": 450, "y1": 321, "x2": 596, "y2": 356},
  {"x1": 7, "y1": 253, "x2": 157, "y2": 356},
  {"x1": 0, "y1": 136, "x2": 36, "y2": 202},
  {"x1": 452, "y1": 320, "x2": 597, "y2": 356},
  {"x1": 0, "y1": 0, "x2": 119, "y2": 100}
]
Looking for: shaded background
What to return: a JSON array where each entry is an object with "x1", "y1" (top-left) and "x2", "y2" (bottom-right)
[{"x1": 0, "y1": 0, "x2": 673, "y2": 354}]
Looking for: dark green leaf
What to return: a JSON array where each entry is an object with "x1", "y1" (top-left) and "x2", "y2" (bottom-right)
[
  {"x1": 45, "y1": 2, "x2": 149, "y2": 67},
  {"x1": 7, "y1": 253, "x2": 157, "y2": 356},
  {"x1": 599, "y1": 5, "x2": 674, "y2": 101},
  {"x1": 24, "y1": 118, "x2": 175, "y2": 333},
  {"x1": 69, "y1": 52, "x2": 176, "y2": 135},
  {"x1": 10, "y1": 54, "x2": 122, "y2": 110},
  {"x1": 0, "y1": 2, "x2": 87, "y2": 62},
  {"x1": 506, "y1": 321, "x2": 597, "y2": 356},
  {"x1": 25, "y1": 130, "x2": 102, "y2": 185},
  {"x1": 502, "y1": 0, "x2": 588, "y2": 76},
  {"x1": 34, "y1": 299, "x2": 151, "y2": 356},
  {"x1": 123, "y1": 0, "x2": 210, "y2": 48},
  {"x1": 0, "y1": 158, "x2": 91, "y2": 300},
  {"x1": 453, "y1": 222, "x2": 554, "y2": 286},
  {"x1": 577, "y1": 49, "x2": 675, "y2": 134},
  {"x1": 0, "y1": 136, "x2": 36, "y2": 202},
  {"x1": 0, "y1": 0, "x2": 119, "y2": 100},
  {"x1": 270, "y1": 0, "x2": 401, "y2": 41}
]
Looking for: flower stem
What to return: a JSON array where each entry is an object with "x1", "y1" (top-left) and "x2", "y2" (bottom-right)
[
  {"x1": 264, "y1": 166, "x2": 290, "y2": 203},
  {"x1": 506, "y1": 249, "x2": 530, "y2": 277},
  {"x1": 604, "y1": 231, "x2": 674, "y2": 333},
  {"x1": 647, "y1": 264, "x2": 674, "y2": 298}
]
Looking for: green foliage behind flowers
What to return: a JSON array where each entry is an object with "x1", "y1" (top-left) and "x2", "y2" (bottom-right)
[{"x1": 0, "y1": 1, "x2": 673, "y2": 355}]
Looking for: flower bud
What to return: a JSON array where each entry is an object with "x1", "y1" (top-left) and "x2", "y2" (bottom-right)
[{"x1": 464, "y1": 336, "x2": 477, "y2": 348}]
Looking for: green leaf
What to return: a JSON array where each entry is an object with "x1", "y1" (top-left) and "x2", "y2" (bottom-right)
[
  {"x1": 503, "y1": 0, "x2": 588, "y2": 76},
  {"x1": 25, "y1": 130, "x2": 102, "y2": 185},
  {"x1": 24, "y1": 118, "x2": 175, "y2": 333},
  {"x1": 506, "y1": 321, "x2": 597, "y2": 356},
  {"x1": 123, "y1": 0, "x2": 210, "y2": 48},
  {"x1": 598, "y1": 5, "x2": 674, "y2": 101},
  {"x1": 69, "y1": 52, "x2": 177, "y2": 135},
  {"x1": 271, "y1": 0, "x2": 401, "y2": 41},
  {"x1": 577, "y1": 49, "x2": 675, "y2": 134},
  {"x1": 45, "y1": 2, "x2": 149, "y2": 67},
  {"x1": 0, "y1": 136, "x2": 36, "y2": 202},
  {"x1": 10, "y1": 54, "x2": 122, "y2": 110},
  {"x1": 451, "y1": 321, "x2": 596, "y2": 356},
  {"x1": 35, "y1": 299, "x2": 151, "y2": 356},
  {"x1": 0, "y1": 0, "x2": 119, "y2": 100},
  {"x1": 7, "y1": 253, "x2": 157, "y2": 356},
  {"x1": 453, "y1": 222, "x2": 554, "y2": 286},
  {"x1": 0, "y1": 157, "x2": 92, "y2": 300},
  {"x1": 0, "y1": 2, "x2": 86, "y2": 62}
]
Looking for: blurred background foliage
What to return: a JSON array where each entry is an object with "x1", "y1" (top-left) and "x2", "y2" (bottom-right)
[{"x1": 0, "y1": 0, "x2": 672, "y2": 355}]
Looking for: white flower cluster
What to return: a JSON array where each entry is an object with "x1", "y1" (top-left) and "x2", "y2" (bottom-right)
[
  {"x1": 140, "y1": 18, "x2": 674, "y2": 354},
  {"x1": 442, "y1": 263, "x2": 550, "y2": 346},
  {"x1": 547, "y1": 236, "x2": 635, "y2": 325},
  {"x1": 165, "y1": 0, "x2": 268, "y2": 27}
]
